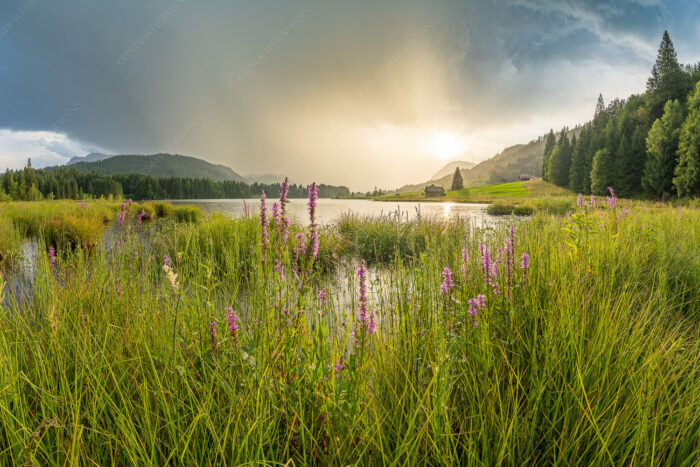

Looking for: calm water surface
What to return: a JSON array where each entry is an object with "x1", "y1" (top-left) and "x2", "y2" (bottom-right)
[{"x1": 171, "y1": 198, "x2": 505, "y2": 226}]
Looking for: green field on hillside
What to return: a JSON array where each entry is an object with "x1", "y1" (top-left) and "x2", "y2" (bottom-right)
[{"x1": 378, "y1": 179, "x2": 576, "y2": 213}]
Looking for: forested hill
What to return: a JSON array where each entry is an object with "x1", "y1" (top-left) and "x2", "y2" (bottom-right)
[
  {"x1": 67, "y1": 153, "x2": 247, "y2": 182},
  {"x1": 542, "y1": 31, "x2": 700, "y2": 199},
  {"x1": 0, "y1": 165, "x2": 350, "y2": 201}
]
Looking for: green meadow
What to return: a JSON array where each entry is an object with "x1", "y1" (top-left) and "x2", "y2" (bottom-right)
[{"x1": 0, "y1": 193, "x2": 698, "y2": 465}]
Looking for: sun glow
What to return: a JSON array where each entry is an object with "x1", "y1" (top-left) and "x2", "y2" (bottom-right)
[{"x1": 428, "y1": 131, "x2": 467, "y2": 159}]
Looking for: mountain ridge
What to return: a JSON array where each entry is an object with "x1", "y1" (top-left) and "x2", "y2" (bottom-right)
[
  {"x1": 68, "y1": 153, "x2": 247, "y2": 182},
  {"x1": 431, "y1": 160, "x2": 476, "y2": 180}
]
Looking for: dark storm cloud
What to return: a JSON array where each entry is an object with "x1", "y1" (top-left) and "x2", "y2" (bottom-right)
[{"x1": 0, "y1": 0, "x2": 697, "y2": 189}]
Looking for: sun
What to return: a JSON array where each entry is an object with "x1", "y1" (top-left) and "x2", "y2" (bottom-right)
[{"x1": 428, "y1": 131, "x2": 466, "y2": 160}]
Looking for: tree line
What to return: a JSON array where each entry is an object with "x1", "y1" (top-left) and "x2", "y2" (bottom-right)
[
  {"x1": 0, "y1": 165, "x2": 350, "y2": 201},
  {"x1": 542, "y1": 31, "x2": 700, "y2": 198}
]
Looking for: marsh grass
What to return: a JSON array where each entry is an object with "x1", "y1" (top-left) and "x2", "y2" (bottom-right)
[
  {"x1": 0, "y1": 199, "x2": 697, "y2": 465},
  {"x1": 150, "y1": 201, "x2": 174, "y2": 218},
  {"x1": 173, "y1": 205, "x2": 203, "y2": 223},
  {"x1": 335, "y1": 212, "x2": 473, "y2": 264}
]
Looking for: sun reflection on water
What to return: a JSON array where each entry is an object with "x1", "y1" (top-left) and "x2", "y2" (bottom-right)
[{"x1": 442, "y1": 203, "x2": 455, "y2": 219}]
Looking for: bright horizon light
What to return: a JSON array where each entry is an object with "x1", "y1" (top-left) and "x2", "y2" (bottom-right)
[{"x1": 427, "y1": 131, "x2": 468, "y2": 160}]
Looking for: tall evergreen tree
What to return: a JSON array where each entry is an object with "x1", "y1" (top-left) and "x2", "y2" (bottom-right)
[
  {"x1": 541, "y1": 129, "x2": 556, "y2": 180},
  {"x1": 643, "y1": 99, "x2": 685, "y2": 198},
  {"x1": 547, "y1": 130, "x2": 572, "y2": 187},
  {"x1": 595, "y1": 94, "x2": 606, "y2": 117},
  {"x1": 674, "y1": 81, "x2": 700, "y2": 197},
  {"x1": 450, "y1": 167, "x2": 464, "y2": 191},
  {"x1": 646, "y1": 31, "x2": 692, "y2": 118},
  {"x1": 590, "y1": 148, "x2": 615, "y2": 195},
  {"x1": 569, "y1": 126, "x2": 591, "y2": 193}
]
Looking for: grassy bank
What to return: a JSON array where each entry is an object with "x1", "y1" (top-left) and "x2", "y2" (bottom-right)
[
  {"x1": 0, "y1": 196, "x2": 697, "y2": 464},
  {"x1": 0, "y1": 200, "x2": 202, "y2": 263},
  {"x1": 380, "y1": 179, "x2": 578, "y2": 214}
]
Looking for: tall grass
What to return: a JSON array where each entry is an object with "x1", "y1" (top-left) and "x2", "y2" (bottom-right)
[{"x1": 0, "y1": 198, "x2": 697, "y2": 465}]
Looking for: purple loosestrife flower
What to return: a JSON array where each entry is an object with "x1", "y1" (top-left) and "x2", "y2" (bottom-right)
[
  {"x1": 577, "y1": 193, "x2": 583, "y2": 208},
  {"x1": 590, "y1": 194, "x2": 596, "y2": 208},
  {"x1": 163, "y1": 255, "x2": 172, "y2": 267},
  {"x1": 335, "y1": 356, "x2": 345, "y2": 379},
  {"x1": 606, "y1": 186, "x2": 617, "y2": 209},
  {"x1": 307, "y1": 182, "x2": 318, "y2": 224},
  {"x1": 521, "y1": 252, "x2": 530, "y2": 283},
  {"x1": 460, "y1": 248, "x2": 469, "y2": 277},
  {"x1": 127, "y1": 198, "x2": 133, "y2": 212},
  {"x1": 467, "y1": 294, "x2": 486, "y2": 326},
  {"x1": 48, "y1": 246, "x2": 56, "y2": 268},
  {"x1": 310, "y1": 228, "x2": 320, "y2": 259},
  {"x1": 441, "y1": 266, "x2": 454, "y2": 295},
  {"x1": 279, "y1": 177, "x2": 290, "y2": 242},
  {"x1": 118, "y1": 210, "x2": 125, "y2": 228},
  {"x1": 317, "y1": 289, "x2": 328, "y2": 306},
  {"x1": 354, "y1": 260, "x2": 376, "y2": 341},
  {"x1": 307, "y1": 182, "x2": 320, "y2": 260},
  {"x1": 480, "y1": 244, "x2": 491, "y2": 285},
  {"x1": 137, "y1": 210, "x2": 145, "y2": 228},
  {"x1": 259, "y1": 191, "x2": 269, "y2": 260},
  {"x1": 272, "y1": 202, "x2": 280, "y2": 226},
  {"x1": 116, "y1": 283, "x2": 123, "y2": 301},
  {"x1": 490, "y1": 262, "x2": 499, "y2": 295},
  {"x1": 209, "y1": 321, "x2": 217, "y2": 352},
  {"x1": 282, "y1": 218, "x2": 291, "y2": 242},
  {"x1": 275, "y1": 258, "x2": 284, "y2": 280},
  {"x1": 225, "y1": 306, "x2": 240, "y2": 344},
  {"x1": 296, "y1": 233, "x2": 307, "y2": 256}
]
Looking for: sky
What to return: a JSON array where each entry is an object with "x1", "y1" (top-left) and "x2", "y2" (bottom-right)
[{"x1": 0, "y1": 0, "x2": 698, "y2": 191}]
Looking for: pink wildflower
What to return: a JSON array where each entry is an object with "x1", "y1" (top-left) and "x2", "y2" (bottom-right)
[
  {"x1": 521, "y1": 252, "x2": 530, "y2": 283},
  {"x1": 441, "y1": 266, "x2": 454, "y2": 295},
  {"x1": 317, "y1": 289, "x2": 328, "y2": 306},
  {"x1": 225, "y1": 306, "x2": 239, "y2": 344},
  {"x1": 467, "y1": 294, "x2": 486, "y2": 326},
  {"x1": 335, "y1": 356, "x2": 345, "y2": 379}
]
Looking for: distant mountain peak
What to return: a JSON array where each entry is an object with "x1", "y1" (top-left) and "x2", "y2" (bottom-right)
[
  {"x1": 67, "y1": 152, "x2": 114, "y2": 165},
  {"x1": 431, "y1": 159, "x2": 476, "y2": 180}
]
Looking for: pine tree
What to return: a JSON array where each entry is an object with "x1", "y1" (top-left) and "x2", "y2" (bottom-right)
[
  {"x1": 450, "y1": 167, "x2": 464, "y2": 191},
  {"x1": 674, "y1": 81, "x2": 700, "y2": 197},
  {"x1": 595, "y1": 93, "x2": 606, "y2": 117},
  {"x1": 643, "y1": 99, "x2": 685, "y2": 198},
  {"x1": 569, "y1": 126, "x2": 591, "y2": 193},
  {"x1": 548, "y1": 130, "x2": 572, "y2": 187},
  {"x1": 541, "y1": 129, "x2": 556, "y2": 180},
  {"x1": 590, "y1": 148, "x2": 614, "y2": 195},
  {"x1": 646, "y1": 31, "x2": 692, "y2": 118}
]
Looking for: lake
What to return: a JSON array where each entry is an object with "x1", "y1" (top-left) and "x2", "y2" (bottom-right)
[{"x1": 171, "y1": 198, "x2": 506, "y2": 226}]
